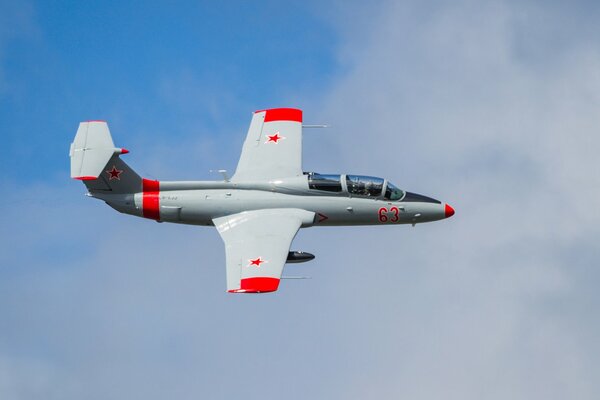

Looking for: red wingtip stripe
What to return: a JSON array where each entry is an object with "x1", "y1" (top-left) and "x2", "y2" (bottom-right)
[
  {"x1": 255, "y1": 108, "x2": 302, "y2": 123},
  {"x1": 142, "y1": 178, "x2": 160, "y2": 220},
  {"x1": 120, "y1": 148, "x2": 130, "y2": 154},
  {"x1": 228, "y1": 277, "x2": 280, "y2": 293},
  {"x1": 73, "y1": 176, "x2": 97, "y2": 181}
]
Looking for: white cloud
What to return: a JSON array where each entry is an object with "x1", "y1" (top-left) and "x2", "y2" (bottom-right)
[{"x1": 303, "y1": 1, "x2": 600, "y2": 398}]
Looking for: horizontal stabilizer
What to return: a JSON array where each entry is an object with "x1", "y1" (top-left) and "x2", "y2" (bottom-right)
[{"x1": 70, "y1": 121, "x2": 127, "y2": 180}]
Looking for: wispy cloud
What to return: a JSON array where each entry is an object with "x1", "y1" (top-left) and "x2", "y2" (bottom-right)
[{"x1": 308, "y1": 1, "x2": 600, "y2": 398}]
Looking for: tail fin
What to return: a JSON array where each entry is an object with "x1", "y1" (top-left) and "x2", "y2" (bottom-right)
[{"x1": 70, "y1": 121, "x2": 142, "y2": 193}]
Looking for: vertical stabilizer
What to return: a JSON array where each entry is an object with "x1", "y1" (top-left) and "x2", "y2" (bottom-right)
[
  {"x1": 70, "y1": 121, "x2": 129, "y2": 179},
  {"x1": 70, "y1": 121, "x2": 142, "y2": 193}
]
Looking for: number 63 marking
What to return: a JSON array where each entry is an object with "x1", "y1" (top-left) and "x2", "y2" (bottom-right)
[{"x1": 378, "y1": 207, "x2": 400, "y2": 223}]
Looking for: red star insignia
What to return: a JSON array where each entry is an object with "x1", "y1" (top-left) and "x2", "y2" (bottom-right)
[
  {"x1": 106, "y1": 165, "x2": 123, "y2": 180},
  {"x1": 266, "y1": 132, "x2": 284, "y2": 143},
  {"x1": 248, "y1": 257, "x2": 265, "y2": 267}
]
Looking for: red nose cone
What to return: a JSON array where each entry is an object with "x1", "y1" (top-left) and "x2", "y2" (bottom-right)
[{"x1": 445, "y1": 204, "x2": 455, "y2": 218}]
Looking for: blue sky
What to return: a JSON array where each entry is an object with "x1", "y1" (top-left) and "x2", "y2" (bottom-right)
[
  {"x1": 2, "y1": 1, "x2": 339, "y2": 181},
  {"x1": 2, "y1": 1, "x2": 600, "y2": 399}
]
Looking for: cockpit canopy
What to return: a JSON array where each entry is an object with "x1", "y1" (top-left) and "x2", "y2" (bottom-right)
[
  {"x1": 306, "y1": 172, "x2": 405, "y2": 200},
  {"x1": 384, "y1": 181, "x2": 404, "y2": 201},
  {"x1": 346, "y1": 175, "x2": 384, "y2": 197}
]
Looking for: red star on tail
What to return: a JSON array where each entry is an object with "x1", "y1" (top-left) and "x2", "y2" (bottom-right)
[{"x1": 106, "y1": 165, "x2": 123, "y2": 180}]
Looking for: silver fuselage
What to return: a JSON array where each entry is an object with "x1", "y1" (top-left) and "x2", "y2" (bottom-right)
[{"x1": 91, "y1": 175, "x2": 449, "y2": 227}]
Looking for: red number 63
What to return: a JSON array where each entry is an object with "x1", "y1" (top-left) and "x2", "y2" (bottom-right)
[{"x1": 378, "y1": 207, "x2": 400, "y2": 223}]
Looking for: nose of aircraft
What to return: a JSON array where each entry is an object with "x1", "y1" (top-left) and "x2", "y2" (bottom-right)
[{"x1": 444, "y1": 203, "x2": 455, "y2": 218}]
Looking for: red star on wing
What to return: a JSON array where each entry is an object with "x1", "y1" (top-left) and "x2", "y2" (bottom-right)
[
  {"x1": 266, "y1": 132, "x2": 285, "y2": 143},
  {"x1": 248, "y1": 257, "x2": 265, "y2": 267},
  {"x1": 106, "y1": 165, "x2": 123, "y2": 180}
]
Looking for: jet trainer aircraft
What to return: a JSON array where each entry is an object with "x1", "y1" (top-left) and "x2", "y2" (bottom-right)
[{"x1": 70, "y1": 108, "x2": 454, "y2": 293}]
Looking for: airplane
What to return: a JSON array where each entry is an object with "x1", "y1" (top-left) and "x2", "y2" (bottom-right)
[{"x1": 70, "y1": 108, "x2": 454, "y2": 293}]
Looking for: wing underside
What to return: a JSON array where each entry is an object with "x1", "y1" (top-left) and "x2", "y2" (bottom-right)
[{"x1": 213, "y1": 208, "x2": 314, "y2": 293}]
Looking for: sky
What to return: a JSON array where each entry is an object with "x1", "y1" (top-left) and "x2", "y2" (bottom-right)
[{"x1": 1, "y1": 0, "x2": 600, "y2": 399}]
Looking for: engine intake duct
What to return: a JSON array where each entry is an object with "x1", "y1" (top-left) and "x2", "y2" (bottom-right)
[{"x1": 286, "y1": 251, "x2": 315, "y2": 264}]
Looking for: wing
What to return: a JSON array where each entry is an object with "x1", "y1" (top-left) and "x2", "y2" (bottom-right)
[
  {"x1": 213, "y1": 208, "x2": 314, "y2": 293},
  {"x1": 232, "y1": 108, "x2": 303, "y2": 181}
]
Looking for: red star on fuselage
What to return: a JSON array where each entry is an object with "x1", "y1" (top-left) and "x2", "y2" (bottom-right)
[
  {"x1": 248, "y1": 257, "x2": 265, "y2": 267},
  {"x1": 106, "y1": 165, "x2": 123, "y2": 180},
  {"x1": 266, "y1": 132, "x2": 284, "y2": 143}
]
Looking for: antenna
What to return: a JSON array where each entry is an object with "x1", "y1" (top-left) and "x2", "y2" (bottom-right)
[
  {"x1": 209, "y1": 169, "x2": 230, "y2": 182},
  {"x1": 281, "y1": 276, "x2": 312, "y2": 280},
  {"x1": 303, "y1": 124, "x2": 330, "y2": 128}
]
